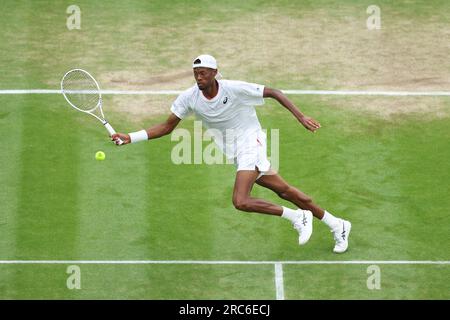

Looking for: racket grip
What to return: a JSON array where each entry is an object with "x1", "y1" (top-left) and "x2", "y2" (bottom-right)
[{"x1": 104, "y1": 122, "x2": 124, "y2": 145}]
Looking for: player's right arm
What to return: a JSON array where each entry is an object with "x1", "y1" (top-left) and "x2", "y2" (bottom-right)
[{"x1": 111, "y1": 113, "x2": 181, "y2": 145}]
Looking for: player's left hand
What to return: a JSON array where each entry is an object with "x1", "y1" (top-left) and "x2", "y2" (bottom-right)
[{"x1": 299, "y1": 115, "x2": 321, "y2": 132}]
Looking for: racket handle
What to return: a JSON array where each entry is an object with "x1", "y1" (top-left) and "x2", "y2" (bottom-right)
[{"x1": 104, "y1": 122, "x2": 124, "y2": 145}]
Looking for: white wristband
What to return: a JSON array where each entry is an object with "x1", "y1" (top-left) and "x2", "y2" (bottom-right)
[{"x1": 129, "y1": 130, "x2": 148, "y2": 143}]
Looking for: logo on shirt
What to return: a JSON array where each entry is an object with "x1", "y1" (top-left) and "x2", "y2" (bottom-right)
[{"x1": 223, "y1": 97, "x2": 228, "y2": 104}]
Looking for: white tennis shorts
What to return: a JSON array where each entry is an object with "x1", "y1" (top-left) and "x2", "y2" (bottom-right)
[{"x1": 234, "y1": 130, "x2": 271, "y2": 179}]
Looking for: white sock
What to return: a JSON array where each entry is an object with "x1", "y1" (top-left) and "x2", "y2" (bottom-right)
[
  {"x1": 281, "y1": 206, "x2": 299, "y2": 223},
  {"x1": 321, "y1": 210, "x2": 340, "y2": 229}
]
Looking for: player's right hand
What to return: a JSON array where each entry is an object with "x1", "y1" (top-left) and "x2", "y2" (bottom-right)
[{"x1": 111, "y1": 133, "x2": 131, "y2": 145}]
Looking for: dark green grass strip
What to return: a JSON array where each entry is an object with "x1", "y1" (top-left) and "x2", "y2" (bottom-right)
[{"x1": 15, "y1": 95, "x2": 81, "y2": 259}]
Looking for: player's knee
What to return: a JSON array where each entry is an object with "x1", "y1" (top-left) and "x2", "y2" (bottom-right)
[{"x1": 232, "y1": 197, "x2": 251, "y2": 212}]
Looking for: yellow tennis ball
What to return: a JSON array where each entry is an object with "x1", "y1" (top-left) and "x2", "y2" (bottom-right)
[{"x1": 95, "y1": 151, "x2": 106, "y2": 161}]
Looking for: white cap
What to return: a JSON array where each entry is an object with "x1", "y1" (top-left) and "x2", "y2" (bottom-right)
[
  {"x1": 192, "y1": 54, "x2": 217, "y2": 69},
  {"x1": 192, "y1": 54, "x2": 222, "y2": 79}
]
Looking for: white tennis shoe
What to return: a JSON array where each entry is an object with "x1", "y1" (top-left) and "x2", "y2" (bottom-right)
[
  {"x1": 332, "y1": 219, "x2": 352, "y2": 253},
  {"x1": 293, "y1": 210, "x2": 313, "y2": 245}
]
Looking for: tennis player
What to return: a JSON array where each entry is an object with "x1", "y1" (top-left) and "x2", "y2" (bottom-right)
[{"x1": 112, "y1": 54, "x2": 351, "y2": 253}]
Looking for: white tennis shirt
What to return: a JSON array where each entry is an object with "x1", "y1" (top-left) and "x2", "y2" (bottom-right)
[{"x1": 170, "y1": 80, "x2": 265, "y2": 158}]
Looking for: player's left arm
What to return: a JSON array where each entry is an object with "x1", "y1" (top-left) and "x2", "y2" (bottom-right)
[{"x1": 263, "y1": 87, "x2": 321, "y2": 132}]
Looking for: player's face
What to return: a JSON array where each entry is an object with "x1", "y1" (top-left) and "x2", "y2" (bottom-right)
[{"x1": 193, "y1": 67, "x2": 217, "y2": 90}]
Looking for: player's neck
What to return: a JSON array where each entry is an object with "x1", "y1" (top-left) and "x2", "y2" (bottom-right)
[{"x1": 202, "y1": 80, "x2": 219, "y2": 100}]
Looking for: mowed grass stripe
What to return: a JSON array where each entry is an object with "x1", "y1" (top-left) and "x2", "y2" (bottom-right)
[
  {"x1": 8, "y1": 95, "x2": 81, "y2": 297},
  {"x1": 390, "y1": 115, "x2": 450, "y2": 261},
  {"x1": 0, "y1": 96, "x2": 24, "y2": 297},
  {"x1": 73, "y1": 114, "x2": 151, "y2": 260},
  {"x1": 62, "y1": 96, "x2": 155, "y2": 295},
  {"x1": 142, "y1": 117, "x2": 217, "y2": 260},
  {"x1": 15, "y1": 95, "x2": 81, "y2": 259},
  {"x1": 0, "y1": 96, "x2": 23, "y2": 253}
]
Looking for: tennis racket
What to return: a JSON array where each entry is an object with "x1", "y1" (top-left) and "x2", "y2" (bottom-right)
[{"x1": 61, "y1": 68, "x2": 123, "y2": 145}]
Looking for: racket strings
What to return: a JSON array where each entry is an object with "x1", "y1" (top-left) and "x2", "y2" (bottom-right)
[{"x1": 62, "y1": 70, "x2": 101, "y2": 112}]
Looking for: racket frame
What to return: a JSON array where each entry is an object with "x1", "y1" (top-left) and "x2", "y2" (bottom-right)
[{"x1": 61, "y1": 68, "x2": 123, "y2": 144}]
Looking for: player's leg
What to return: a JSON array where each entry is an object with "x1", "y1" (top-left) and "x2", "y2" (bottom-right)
[
  {"x1": 232, "y1": 169, "x2": 313, "y2": 245},
  {"x1": 255, "y1": 171, "x2": 324, "y2": 219},
  {"x1": 232, "y1": 130, "x2": 316, "y2": 245},
  {"x1": 256, "y1": 171, "x2": 351, "y2": 253},
  {"x1": 232, "y1": 169, "x2": 283, "y2": 216}
]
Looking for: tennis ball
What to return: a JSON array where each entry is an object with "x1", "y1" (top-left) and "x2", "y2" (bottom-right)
[{"x1": 95, "y1": 151, "x2": 106, "y2": 161}]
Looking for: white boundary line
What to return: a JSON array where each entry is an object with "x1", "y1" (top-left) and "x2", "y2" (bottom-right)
[
  {"x1": 283, "y1": 90, "x2": 450, "y2": 96},
  {"x1": 1, "y1": 89, "x2": 450, "y2": 96},
  {"x1": 0, "y1": 89, "x2": 182, "y2": 95},
  {"x1": 274, "y1": 263, "x2": 285, "y2": 300},
  {"x1": 0, "y1": 260, "x2": 448, "y2": 264}
]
